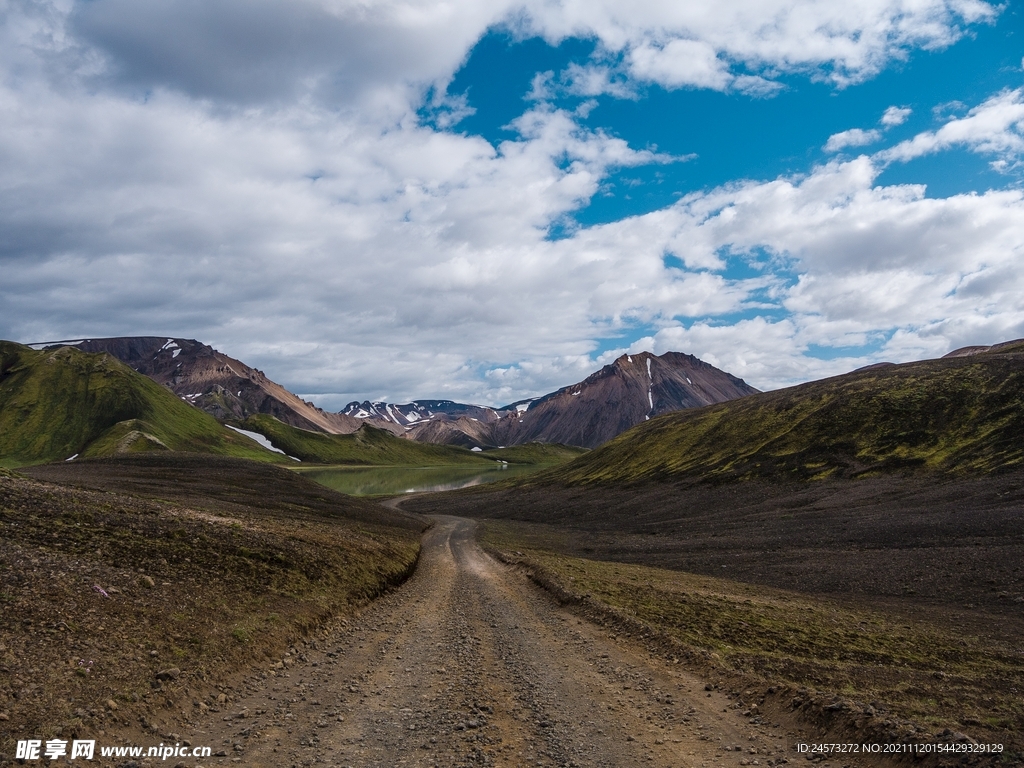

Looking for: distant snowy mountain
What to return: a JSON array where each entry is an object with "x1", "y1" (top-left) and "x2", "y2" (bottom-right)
[{"x1": 341, "y1": 399, "x2": 508, "y2": 428}]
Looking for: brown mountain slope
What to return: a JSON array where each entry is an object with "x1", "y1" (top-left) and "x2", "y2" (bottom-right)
[
  {"x1": 41, "y1": 337, "x2": 396, "y2": 435},
  {"x1": 404, "y1": 414, "x2": 501, "y2": 448}
]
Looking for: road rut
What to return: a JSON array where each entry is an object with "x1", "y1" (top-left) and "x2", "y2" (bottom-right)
[{"x1": 190, "y1": 516, "x2": 823, "y2": 767}]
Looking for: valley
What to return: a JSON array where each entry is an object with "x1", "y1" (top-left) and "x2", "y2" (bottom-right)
[
  {"x1": 5, "y1": 4, "x2": 1023, "y2": 766},
  {"x1": 176, "y1": 516, "x2": 859, "y2": 768},
  {"x1": 1, "y1": 338, "x2": 1022, "y2": 765},
  {"x1": 296, "y1": 462, "x2": 540, "y2": 497}
]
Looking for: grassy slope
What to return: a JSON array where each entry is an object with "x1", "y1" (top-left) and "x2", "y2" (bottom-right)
[
  {"x1": 479, "y1": 520, "x2": 1024, "y2": 752},
  {"x1": 480, "y1": 443, "x2": 588, "y2": 465},
  {"x1": 2, "y1": 456, "x2": 423, "y2": 746},
  {"x1": 546, "y1": 341, "x2": 1024, "y2": 485},
  {"x1": 0, "y1": 341, "x2": 280, "y2": 467},
  {"x1": 240, "y1": 413, "x2": 497, "y2": 466}
]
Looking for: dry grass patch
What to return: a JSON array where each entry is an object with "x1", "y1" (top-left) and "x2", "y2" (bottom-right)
[
  {"x1": 480, "y1": 519, "x2": 1024, "y2": 756},
  {"x1": 0, "y1": 460, "x2": 422, "y2": 754}
]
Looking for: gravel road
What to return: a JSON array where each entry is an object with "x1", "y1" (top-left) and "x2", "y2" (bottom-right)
[{"x1": 189, "y1": 516, "x2": 834, "y2": 767}]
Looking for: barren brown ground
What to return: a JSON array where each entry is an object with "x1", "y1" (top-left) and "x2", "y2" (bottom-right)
[
  {"x1": 0, "y1": 458, "x2": 422, "y2": 766},
  {"x1": 179, "y1": 516, "x2": 889, "y2": 768}
]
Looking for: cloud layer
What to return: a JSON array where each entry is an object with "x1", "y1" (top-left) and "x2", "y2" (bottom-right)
[
  {"x1": 519, "y1": 0, "x2": 996, "y2": 93},
  {"x1": 1, "y1": 0, "x2": 1019, "y2": 406},
  {"x1": 53, "y1": 0, "x2": 1001, "y2": 103},
  {"x1": 879, "y1": 88, "x2": 1024, "y2": 166}
]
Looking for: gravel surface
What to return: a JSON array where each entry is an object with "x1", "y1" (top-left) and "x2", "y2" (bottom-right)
[{"x1": 185, "y1": 516, "x2": 880, "y2": 768}]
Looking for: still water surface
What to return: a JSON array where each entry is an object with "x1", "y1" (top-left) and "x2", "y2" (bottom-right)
[{"x1": 298, "y1": 463, "x2": 543, "y2": 496}]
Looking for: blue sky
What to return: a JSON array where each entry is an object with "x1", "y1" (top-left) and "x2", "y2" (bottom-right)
[
  {"x1": 447, "y1": 12, "x2": 1023, "y2": 224},
  {"x1": 1, "y1": 0, "x2": 1022, "y2": 406}
]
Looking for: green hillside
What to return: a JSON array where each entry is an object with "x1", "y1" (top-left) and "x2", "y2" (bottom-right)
[
  {"x1": 545, "y1": 340, "x2": 1024, "y2": 485},
  {"x1": 239, "y1": 414, "x2": 497, "y2": 466},
  {"x1": 480, "y1": 443, "x2": 588, "y2": 465},
  {"x1": 0, "y1": 341, "x2": 280, "y2": 467}
]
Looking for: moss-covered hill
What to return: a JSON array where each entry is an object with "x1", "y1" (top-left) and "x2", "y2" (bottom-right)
[
  {"x1": 480, "y1": 443, "x2": 588, "y2": 465},
  {"x1": 239, "y1": 413, "x2": 498, "y2": 466},
  {"x1": 0, "y1": 341, "x2": 281, "y2": 467},
  {"x1": 543, "y1": 340, "x2": 1024, "y2": 485}
]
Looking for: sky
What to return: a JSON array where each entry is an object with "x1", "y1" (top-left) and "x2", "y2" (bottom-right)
[{"x1": 1, "y1": 0, "x2": 1022, "y2": 408}]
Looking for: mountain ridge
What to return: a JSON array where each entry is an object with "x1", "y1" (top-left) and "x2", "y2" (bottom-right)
[
  {"x1": 34, "y1": 337, "x2": 757, "y2": 450},
  {"x1": 341, "y1": 399, "x2": 506, "y2": 428}
]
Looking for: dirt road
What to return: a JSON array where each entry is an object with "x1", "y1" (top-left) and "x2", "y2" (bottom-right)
[{"x1": 188, "y1": 517, "x2": 838, "y2": 767}]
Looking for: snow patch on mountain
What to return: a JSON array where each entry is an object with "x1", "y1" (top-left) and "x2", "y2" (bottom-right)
[
  {"x1": 646, "y1": 357, "x2": 654, "y2": 413},
  {"x1": 226, "y1": 425, "x2": 293, "y2": 458}
]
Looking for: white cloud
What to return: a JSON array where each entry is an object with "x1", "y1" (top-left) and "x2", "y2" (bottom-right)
[
  {"x1": 627, "y1": 39, "x2": 733, "y2": 91},
  {"x1": 559, "y1": 62, "x2": 637, "y2": 99},
  {"x1": 518, "y1": 0, "x2": 998, "y2": 93},
  {"x1": 65, "y1": 0, "x2": 514, "y2": 110},
  {"x1": 824, "y1": 105, "x2": 914, "y2": 153},
  {"x1": 879, "y1": 88, "x2": 1024, "y2": 164},
  {"x1": 881, "y1": 105, "x2": 912, "y2": 126},
  {"x1": 17, "y1": 0, "x2": 996, "y2": 108},
  {"x1": 824, "y1": 128, "x2": 882, "y2": 153}
]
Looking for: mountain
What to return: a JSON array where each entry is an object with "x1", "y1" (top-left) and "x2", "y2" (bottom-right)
[
  {"x1": 942, "y1": 339, "x2": 1024, "y2": 358},
  {"x1": 34, "y1": 336, "x2": 393, "y2": 436},
  {"x1": 389, "y1": 351, "x2": 758, "y2": 449},
  {"x1": 0, "y1": 341, "x2": 283, "y2": 466},
  {"x1": 33, "y1": 337, "x2": 756, "y2": 450},
  {"x1": 491, "y1": 351, "x2": 758, "y2": 449},
  {"x1": 341, "y1": 399, "x2": 506, "y2": 429},
  {"x1": 403, "y1": 414, "x2": 503, "y2": 449},
  {"x1": 542, "y1": 339, "x2": 1024, "y2": 486}
]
